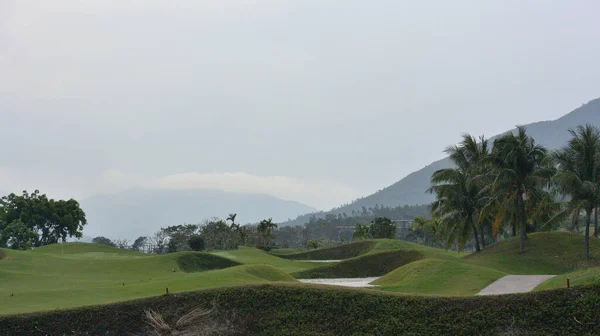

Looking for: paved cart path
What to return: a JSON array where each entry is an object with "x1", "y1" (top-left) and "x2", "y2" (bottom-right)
[{"x1": 477, "y1": 275, "x2": 556, "y2": 295}]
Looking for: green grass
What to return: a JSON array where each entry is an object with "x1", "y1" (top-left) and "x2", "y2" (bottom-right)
[
  {"x1": 0, "y1": 243, "x2": 315, "y2": 314},
  {"x1": 292, "y1": 250, "x2": 424, "y2": 279},
  {"x1": 535, "y1": 266, "x2": 600, "y2": 291},
  {"x1": 2, "y1": 284, "x2": 599, "y2": 336},
  {"x1": 373, "y1": 258, "x2": 507, "y2": 296},
  {"x1": 269, "y1": 248, "x2": 302, "y2": 255},
  {"x1": 464, "y1": 232, "x2": 600, "y2": 274}
]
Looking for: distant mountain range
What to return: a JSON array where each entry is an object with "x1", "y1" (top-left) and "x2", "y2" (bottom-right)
[
  {"x1": 283, "y1": 97, "x2": 600, "y2": 226},
  {"x1": 80, "y1": 188, "x2": 315, "y2": 240}
]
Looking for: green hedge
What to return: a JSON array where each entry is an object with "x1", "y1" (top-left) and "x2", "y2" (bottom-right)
[
  {"x1": 175, "y1": 252, "x2": 240, "y2": 272},
  {"x1": 1, "y1": 284, "x2": 599, "y2": 335},
  {"x1": 292, "y1": 250, "x2": 424, "y2": 279},
  {"x1": 279, "y1": 240, "x2": 376, "y2": 260}
]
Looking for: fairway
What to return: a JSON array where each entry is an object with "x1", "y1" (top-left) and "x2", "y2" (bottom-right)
[{"x1": 0, "y1": 243, "x2": 318, "y2": 314}]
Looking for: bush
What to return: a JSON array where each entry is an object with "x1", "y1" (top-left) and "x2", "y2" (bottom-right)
[
  {"x1": 1, "y1": 284, "x2": 600, "y2": 335},
  {"x1": 369, "y1": 217, "x2": 396, "y2": 239},
  {"x1": 188, "y1": 235, "x2": 205, "y2": 251}
]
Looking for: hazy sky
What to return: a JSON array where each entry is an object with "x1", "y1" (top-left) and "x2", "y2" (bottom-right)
[{"x1": 1, "y1": 0, "x2": 599, "y2": 209}]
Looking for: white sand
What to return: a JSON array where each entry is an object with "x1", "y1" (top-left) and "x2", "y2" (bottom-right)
[{"x1": 298, "y1": 277, "x2": 380, "y2": 287}]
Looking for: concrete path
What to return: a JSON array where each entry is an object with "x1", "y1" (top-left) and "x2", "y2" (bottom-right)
[
  {"x1": 298, "y1": 277, "x2": 380, "y2": 287},
  {"x1": 477, "y1": 275, "x2": 556, "y2": 295}
]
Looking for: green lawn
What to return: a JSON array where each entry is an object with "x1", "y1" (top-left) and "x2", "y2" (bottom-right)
[
  {"x1": 463, "y1": 232, "x2": 600, "y2": 274},
  {"x1": 0, "y1": 243, "x2": 316, "y2": 314},
  {"x1": 373, "y1": 258, "x2": 506, "y2": 296},
  {"x1": 535, "y1": 266, "x2": 600, "y2": 291}
]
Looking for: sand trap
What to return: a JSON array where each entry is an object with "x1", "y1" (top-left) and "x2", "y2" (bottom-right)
[
  {"x1": 477, "y1": 275, "x2": 556, "y2": 295},
  {"x1": 298, "y1": 277, "x2": 380, "y2": 287}
]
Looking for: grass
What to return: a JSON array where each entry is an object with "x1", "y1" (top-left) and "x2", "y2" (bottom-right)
[
  {"x1": 278, "y1": 240, "x2": 377, "y2": 260},
  {"x1": 373, "y1": 258, "x2": 507, "y2": 296},
  {"x1": 2, "y1": 283, "x2": 599, "y2": 335},
  {"x1": 269, "y1": 248, "x2": 302, "y2": 255},
  {"x1": 464, "y1": 231, "x2": 600, "y2": 274},
  {"x1": 0, "y1": 243, "x2": 317, "y2": 314},
  {"x1": 535, "y1": 266, "x2": 600, "y2": 291},
  {"x1": 292, "y1": 250, "x2": 424, "y2": 279}
]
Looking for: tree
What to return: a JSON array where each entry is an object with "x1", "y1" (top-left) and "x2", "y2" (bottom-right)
[
  {"x1": 131, "y1": 236, "x2": 147, "y2": 252},
  {"x1": 161, "y1": 224, "x2": 199, "y2": 252},
  {"x1": 199, "y1": 219, "x2": 239, "y2": 251},
  {"x1": 369, "y1": 217, "x2": 396, "y2": 239},
  {"x1": 188, "y1": 235, "x2": 205, "y2": 251},
  {"x1": 429, "y1": 135, "x2": 490, "y2": 251},
  {"x1": 0, "y1": 190, "x2": 87, "y2": 247},
  {"x1": 553, "y1": 124, "x2": 600, "y2": 259},
  {"x1": 1, "y1": 220, "x2": 38, "y2": 250},
  {"x1": 352, "y1": 223, "x2": 371, "y2": 240},
  {"x1": 92, "y1": 236, "x2": 116, "y2": 247},
  {"x1": 149, "y1": 231, "x2": 169, "y2": 254},
  {"x1": 491, "y1": 127, "x2": 551, "y2": 253},
  {"x1": 257, "y1": 218, "x2": 278, "y2": 251}
]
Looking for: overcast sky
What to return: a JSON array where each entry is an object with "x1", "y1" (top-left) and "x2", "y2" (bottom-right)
[{"x1": 1, "y1": 0, "x2": 599, "y2": 210}]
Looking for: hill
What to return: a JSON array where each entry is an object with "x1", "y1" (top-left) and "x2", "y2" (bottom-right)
[
  {"x1": 80, "y1": 188, "x2": 316, "y2": 239},
  {"x1": 285, "y1": 98, "x2": 600, "y2": 225}
]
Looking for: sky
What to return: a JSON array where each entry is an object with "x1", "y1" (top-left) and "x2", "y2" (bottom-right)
[{"x1": 1, "y1": 0, "x2": 599, "y2": 210}]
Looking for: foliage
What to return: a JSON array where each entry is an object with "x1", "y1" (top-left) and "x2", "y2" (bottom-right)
[
  {"x1": 91, "y1": 236, "x2": 116, "y2": 247},
  {"x1": 200, "y1": 219, "x2": 239, "y2": 251},
  {"x1": 188, "y1": 235, "x2": 205, "y2": 251},
  {"x1": 352, "y1": 223, "x2": 370, "y2": 240},
  {"x1": 161, "y1": 224, "x2": 199, "y2": 253},
  {"x1": 0, "y1": 190, "x2": 87, "y2": 247},
  {"x1": 131, "y1": 236, "x2": 148, "y2": 252},
  {"x1": 552, "y1": 124, "x2": 600, "y2": 259},
  {"x1": 1, "y1": 220, "x2": 38, "y2": 250},
  {"x1": 256, "y1": 218, "x2": 277, "y2": 251},
  {"x1": 368, "y1": 216, "x2": 396, "y2": 239},
  {"x1": 2, "y1": 284, "x2": 600, "y2": 335}
]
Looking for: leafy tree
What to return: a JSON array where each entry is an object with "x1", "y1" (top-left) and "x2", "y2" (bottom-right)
[
  {"x1": 161, "y1": 224, "x2": 199, "y2": 252},
  {"x1": 200, "y1": 219, "x2": 239, "y2": 251},
  {"x1": 369, "y1": 217, "x2": 396, "y2": 239},
  {"x1": 0, "y1": 190, "x2": 87, "y2": 247},
  {"x1": 149, "y1": 231, "x2": 169, "y2": 254},
  {"x1": 307, "y1": 239, "x2": 322, "y2": 249},
  {"x1": 553, "y1": 124, "x2": 600, "y2": 259},
  {"x1": 428, "y1": 135, "x2": 490, "y2": 251},
  {"x1": 491, "y1": 127, "x2": 551, "y2": 253},
  {"x1": 352, "y1": 223, "x2": 371, "y2": 240},
  {"x1": 188, "y1": 235, "x2": 205, "y2": 251},
  {"x1": 131, "y1": 236, "x2": 147, "y2": 252},
  {"x1": 1, "y1": 220, "x2": 38, "y2": 250},
  {"x1": 257, "y1": 218, "x2": 278, "y2": 251},
  {"x1": 92, "y1": 236, "x2": 116, "y2": 247}
]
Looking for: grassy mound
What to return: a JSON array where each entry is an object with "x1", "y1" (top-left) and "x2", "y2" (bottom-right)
[
  {"x1": 176, "y1": 252, "x2": 241, "y2": 272},
  {"x1": 240, "y1": 264, "x2": 298, "y2": 282},
  {"x1": 269, "y1": 248, "x2": 302, "y2": 255},
  {"x1": 279, "y1": 240, "x2": 377, "y2": 260},
  {"x1": 464, "y1": 232, "x2": 600, "y2": 274},
  {"x1": 373, "y1": 259, "x2": 506, "y2": 296},
  {"x1": 535, "y1": 266, "x2": 600, "y2": 291},
  {"x1": 32, "y1": 242, "x2": 146, "y2": 256},
  {"x1": 2, "y1": 284, "x2": 599, "y2": 335},
  {"x1": 292, "y1": 250, "x2": 424, "y2": 279},
  {"x1": 210, "y1": 247, "x2": 323, "y2": 273},
  {"x1": 0, "y1": 249, "x2": 5, "y2": 260}
]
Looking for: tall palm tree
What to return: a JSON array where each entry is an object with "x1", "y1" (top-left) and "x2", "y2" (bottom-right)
[
  {"x1": 553, "y1": 124, "x2": 600, "y2": 259},
  {"x1": 491, "y1": 126, "x2": 551, "y2": 253},
  {"x1": 258, "y1": 218, "x2": 278, "y2": 239},
  {"x1": 428, "y1": 134, "x2": 490, "y2": 252}
]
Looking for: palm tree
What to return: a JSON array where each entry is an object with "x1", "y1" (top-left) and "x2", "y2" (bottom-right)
[
  {"x1": 553, "y1": 124, "x2": 600, "y2": 259},
  {"x1": 491, "y1": 126, "x2": 551, "y2": 253},
  {"x1": 428, "y1": 134, "x2": 490, "y2": 252},
  {"x1": 258, "y1": 218, "x2": 278, "y2": 239},
  {"x1": 227, "y1": 213, "x2": 238, "y2": 229}
]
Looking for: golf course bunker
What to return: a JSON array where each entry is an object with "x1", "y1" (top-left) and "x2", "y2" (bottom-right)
[
  {"x1": 477, "y1": 275, "x2": 556, "y2": 295},
  {"x1": 299, "y1": 277, "x2": 380, "y2": 287}
]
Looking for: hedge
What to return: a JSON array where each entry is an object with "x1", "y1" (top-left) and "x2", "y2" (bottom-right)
[{"x1": 1, "y1": 284, "x2": 599, "y2": 335}]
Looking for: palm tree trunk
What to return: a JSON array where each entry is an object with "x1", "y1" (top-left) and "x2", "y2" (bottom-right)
[
  {"x1": 594, "y1": 205, "x2": 598, "y2": 238},
  {"x1": 518, "y1": 194, "x2": 526, "y2": 253},
  {"x1": 585, "y1": 210, "x2": 591, "y2": 259},
  {"x1": 479, "y1": 226, "x2": 486, "y2": 249},
  {"x1": 471, "y1": 215, "x2": 481, "y2": 252}
]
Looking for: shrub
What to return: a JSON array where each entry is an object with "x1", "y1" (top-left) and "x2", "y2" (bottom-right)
[{"x1": 188, "y1": 235, "x2": 205, "y2": 251}]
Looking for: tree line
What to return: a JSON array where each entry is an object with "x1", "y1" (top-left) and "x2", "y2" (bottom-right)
[{"x1": 423, "y1": 124, "x2": 600, "y2": 258}]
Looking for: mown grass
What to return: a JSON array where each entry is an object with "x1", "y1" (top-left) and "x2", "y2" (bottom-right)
[
  {"x1": 373, "y1": 258, "x2": 506, "y2": 296},
  {"x1": 2, "y1": 283, "x2": 599, "y2": 336},
  {"x1": 535, "y1": 266, "x2": 600, "y2": 291},
  {"x1": 464, "y1": 232, "x2": 600, "y2": 274},
  {"x1": 278, "y1": 240, "x2": 377, "y2": 260},
  {"x1": 269, "y1": 248, "x2": 302, "y2": 255},
  {"x1": 292, "y1": 250, "x2": 424, "y2": 279},
  {"x1": 0, "y1": 243, "x2": 314, "y2": 314}
]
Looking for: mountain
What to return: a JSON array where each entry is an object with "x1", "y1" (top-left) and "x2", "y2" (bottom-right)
[
  {"x1": 80, "y1": 188, "x2": 316, "y2": 240},
  {"x1": 283, "y1": 98, "x2": 600, "y2": 226}
]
